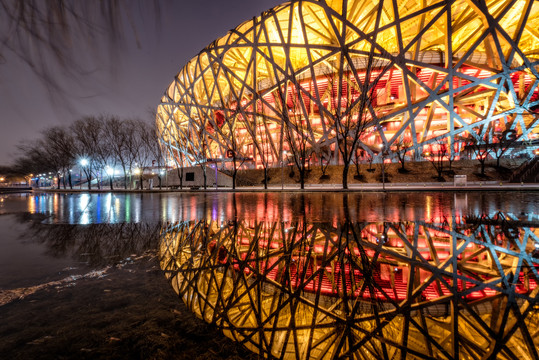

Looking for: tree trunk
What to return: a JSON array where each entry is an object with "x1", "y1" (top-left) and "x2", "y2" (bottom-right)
[
  {"x1": 176, "y1": 167, "x2": 183, "y2": 190},
  {"x1": 263, "y1": 167, "x2": 268, "y2": 189},
  {"x1": 57, "y1": 175, "x2": 61, "y2": 189},
  {"x1": 231, "y1": 155, "x2": 238, "y2": 190},
  {"x1": 202, "y1": 167, "x2": 207, "y2": 190},
  {"x1": 87, "y1": 173, "x2": 92, "y2": 190},
  {"x1": 122, "y1": 165, "x2": 128, "y2": 189},
  {"x1": 109, "y1": 176, "x2": 114, "y2": 190},
  {"x1": 342, "y1": 163, "x2": 350, "y2": 189},
  {"x1": 68, "y1": 172, "x2": 73, "y2": 189}
]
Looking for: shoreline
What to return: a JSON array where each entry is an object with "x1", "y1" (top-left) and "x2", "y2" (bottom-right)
[{"x1": 29, "y1": 182, "x2": 539, "y2": 193}]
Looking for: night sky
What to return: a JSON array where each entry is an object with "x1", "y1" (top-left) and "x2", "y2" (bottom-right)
[{"x1": 0, "y1": 0, "x2": 280, "y2": 166}]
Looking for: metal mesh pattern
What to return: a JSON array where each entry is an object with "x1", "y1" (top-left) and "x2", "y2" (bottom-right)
[{"x1": 157, "y1": 0, "x2": 539, "y2": 168}]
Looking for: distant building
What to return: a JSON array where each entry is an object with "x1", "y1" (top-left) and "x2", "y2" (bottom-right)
[{"x1": 157, "y1": 0, "x2": 539, "y2": 169}]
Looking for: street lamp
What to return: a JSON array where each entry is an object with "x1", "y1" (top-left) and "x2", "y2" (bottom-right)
[{"x1": 281, "y1": 150, "x2": 287, "y2": 190}]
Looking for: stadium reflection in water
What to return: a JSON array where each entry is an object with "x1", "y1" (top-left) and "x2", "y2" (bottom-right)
[{"x1": 160, "y1": 211, "x2": 539, "y2": 359}]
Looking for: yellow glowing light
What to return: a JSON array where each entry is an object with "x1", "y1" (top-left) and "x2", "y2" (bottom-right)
[{"x1": 157, "y1": 0, "x2": 539, "y2": 171}]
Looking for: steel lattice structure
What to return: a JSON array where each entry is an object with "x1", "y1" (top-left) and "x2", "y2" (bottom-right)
[
  {"x1": 157, "y1": 0, "x2": 539, "y2": 169},
  {"x1": 159, "y1": 215, "x2": 539, "y2": 359}
]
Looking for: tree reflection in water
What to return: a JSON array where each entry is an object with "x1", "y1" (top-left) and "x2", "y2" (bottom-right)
[
  {"x1": 159, "y1": 213, "x2": 539, "y2": 359},
  {"x1": 18, "y1": 214, "x2": 161, "y2": 266}
]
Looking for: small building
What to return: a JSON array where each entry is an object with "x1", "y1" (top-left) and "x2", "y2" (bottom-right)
[{"x1": 145, "y1": 166, "x2": 232, "y2": 189}]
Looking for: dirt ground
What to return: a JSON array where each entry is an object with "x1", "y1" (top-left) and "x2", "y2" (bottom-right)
[
  {"x1": 237, "y1": 158, "x2": 525, "y2": 186},
  {"x1": 0, "y1": 253, "x2": 256, "y2": 360}
]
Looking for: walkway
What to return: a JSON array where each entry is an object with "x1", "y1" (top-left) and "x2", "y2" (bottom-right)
[{"x1": 32, "y1": 181, "x2": 539, "y2": 193}]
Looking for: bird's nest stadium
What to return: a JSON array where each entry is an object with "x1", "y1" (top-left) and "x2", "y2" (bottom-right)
[{"x1": 156, "y1": 0, "x2": 539, "y2": 170}]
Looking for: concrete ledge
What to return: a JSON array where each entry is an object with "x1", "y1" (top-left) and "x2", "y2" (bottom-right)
[
  {"x1": 0, "y1": 187, "x2": 32, "y2": 193},
  {"x1": 31, "y1": 182, "x2": 539, "y2": 194}
]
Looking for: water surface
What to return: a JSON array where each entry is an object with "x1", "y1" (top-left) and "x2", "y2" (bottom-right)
[{"x1": 0, "y1": 191, "x2": 537, "y2": 359}]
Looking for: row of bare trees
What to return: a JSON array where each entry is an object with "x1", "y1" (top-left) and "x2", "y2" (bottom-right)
[
  {"x1": 11, "y1": 115, "x2": 164, "y2": 190},
  {"x1": 423, "y1": 127, "x2": 520, "y2": 180}
]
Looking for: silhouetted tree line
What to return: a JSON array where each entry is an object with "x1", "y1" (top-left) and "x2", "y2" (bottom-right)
[
  {"x1": 17, "y1": 213, "x2": 162, "y2": 266},
  {"x1": 10, "y1": 115, "x2": 166, "y2": 190}
]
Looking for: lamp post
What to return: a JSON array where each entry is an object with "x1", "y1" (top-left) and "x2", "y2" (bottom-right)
[
  {"x1": 214, "y1": 162, "x2": 218, "y2": 189},
  {"x1": 281, "y1": 150, "x2": 287, "y2": 190},
  {"x1": 378, "y1": 145, "x2": 387, "y2": 191}
]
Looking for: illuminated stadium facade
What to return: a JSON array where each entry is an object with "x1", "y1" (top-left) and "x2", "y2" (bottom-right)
[{"x1": 156, "y1": 0, "x2": 539, "y2": 171}]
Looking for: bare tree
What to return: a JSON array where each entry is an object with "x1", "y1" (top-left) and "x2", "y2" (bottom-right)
[
  {"x1": 122, "y1": 119, "x2": 143, "y2": 189},
  {"x1": 277, "y1": 83, "x2": 311, "y2": 190},
  {"x1": 104, "y1": 117, "x2": 130, "y2": 189},
  {"x1": 492, "y1": 129, "x2": 518, "y2": 168},
  {"x1": 15, "y1": 127, "x2": 77, "y2": 189},
  {"x1": 253, "y1": 107, "x2": 275, "y2": 189},
  {"x1": 222, "y1": 111, "x2": 247, "y2": 190},
  {"x1": 318, "y1": 145, "x2": 333, "y2": 180},
  {"x1": 140, "y1": 119, "x2": 166, "y2": 189},
  {"x1": 133, "y1": 120, "x2": 153, "y2": 189},
  {"x1": 392, "y1": 138, "x2": 413, "y2": 173},
  {"x1": 352, "y1": 147, "x2": 368, "y2": 180},
  {"x1": 15, "y1": 142, "x2": 56, "y2": 187},
  {"x1": 71, "y1": 117, "x2": 105, "y2": 189},
  {"x1": 423, "y1": 140, "x2": 448, "y2": 181},
  {"x1": 365, "y1": 149, "x2": 376, "y2": 173},
  {"x1": 325, "y1": 53, "x2": 387, "y2": 189},
  {"x1": 167, "y1": 137, "x2": 187, "y2": 190},
  {"x1": 91, "y1": 118, "x2": 116, "y2": 190},
  {"x1": 41, "y1": 127, "x2": 76, "y2": 189},
  {"x1": 464, "y1": 129, "x2": 493, "y2": 177}
]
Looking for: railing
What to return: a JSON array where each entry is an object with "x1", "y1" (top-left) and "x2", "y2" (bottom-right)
[
  {"x1": 521, "y1": 157, "x2": 539, "y2": 183},
  {"x1": 508, "y1": 157, "x2": 538, "y2": 183}
]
